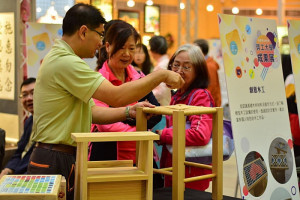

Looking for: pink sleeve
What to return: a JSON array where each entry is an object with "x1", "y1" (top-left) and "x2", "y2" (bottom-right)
[{"x1": 160, "y1": 90, "x2": 213, "y2": 146}]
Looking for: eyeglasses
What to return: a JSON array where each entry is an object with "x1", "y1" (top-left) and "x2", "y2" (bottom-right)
[
  {"x1": 19, "y1": 89, "x2": 34, "y2": 99},
  {"x1": 89, "y1": 28, "x2": 104, "y2": 40},
  {"x1": 171, "y1": 63, "x2": 193, "y2": 72}
]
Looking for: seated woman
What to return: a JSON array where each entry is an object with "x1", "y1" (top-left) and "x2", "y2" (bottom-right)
[
  {"x1": 88, "y1": 20, "x2": 161, "y2": 164},
  {"x1": 156, "y1": 44, "x2": 214, "y2": 191}
]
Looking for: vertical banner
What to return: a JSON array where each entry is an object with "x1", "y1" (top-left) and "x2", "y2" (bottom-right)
[
  {"x1": 26, "y1": 22, "x2": 62, "y2": 78},
  {"x1": 0, "y1": 12, "x2": 15, "y2": 100},
  {"x1": 287, "y1": 19, "x2": 300, "y2": 124},
  {"x1": 218, "y1": 14, "x2": 299, "y2": 199}
]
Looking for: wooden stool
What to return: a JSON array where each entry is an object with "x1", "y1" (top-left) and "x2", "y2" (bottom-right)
[
  {"x1": 72, "y1": 131, "x2": 159, "y2": 200},
  {"x1": 136, "y1": 105, "x2": 224, "y2": 200},
  {"x1": 0, "y1": 174, "x2": 63, "y2": 200}
]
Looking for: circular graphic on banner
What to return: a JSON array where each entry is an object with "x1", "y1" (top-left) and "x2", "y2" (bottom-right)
[
  {"x1": 269, "y1": 137, "x2": 293, "y2": 184},
  {"x1": 236, "y1": 67, "x2": 242, "y2": 78},
  {"x1": 270, "y1": 187, "x2": 292, "y2": 200},
  {"x1": 230, "y1": 41, "x2": 238, "y2": 55},
  {"x1": 36, "y1": 41, "x2": 46, "y2": 51},
  {"x1": 249, "y1": 69, "x2": 255, "y2": 79},
  {"x1": 245, "y1": 25, "x2": 251, "y2": 35},
  {"x1": 255, "y1": 35, "x2": 274, "y2": 68},
  {"x1": 243, "y1": 151, "x2": 268, "y2": 197}
]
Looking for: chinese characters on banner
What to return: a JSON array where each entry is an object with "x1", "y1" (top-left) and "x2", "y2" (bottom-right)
[
  {"x1": 0, "y1": 13, "x2": 15, "y2": 100},
  {"x1": 218, "y1": 14, "x2": 299, "y2": 199}
]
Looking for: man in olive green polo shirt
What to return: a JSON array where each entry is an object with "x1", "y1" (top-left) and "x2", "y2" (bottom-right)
[{"x1": 27, "y1": 3, "x2": 183, "y2": 200}]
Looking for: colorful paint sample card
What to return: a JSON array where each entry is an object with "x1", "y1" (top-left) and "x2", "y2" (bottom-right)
[
  {"x1": 26, "y1": 22, "x2": 62, "y2": 77},
  {"x1": 0, "y1": 175, "x2": 61, "y2": 199},
  {"x1": 218, "y1": 14, "x2": 299, "y2": 199},
  {"x1": 287, "y1": 20, "x2": 300, "y2": 124}
]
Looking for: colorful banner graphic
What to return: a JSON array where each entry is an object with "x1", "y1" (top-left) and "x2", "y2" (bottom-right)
[
  {"x1": 218, "y1": 14, "x2": 299, "y2": 199},
  {"x1": 26, "y1": 22, "x2": 62, "y2": 78}
]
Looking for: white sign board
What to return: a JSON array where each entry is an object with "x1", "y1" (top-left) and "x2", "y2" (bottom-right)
[{"x1": 218, "y1": 14, "x2": 299, "y2": 199}]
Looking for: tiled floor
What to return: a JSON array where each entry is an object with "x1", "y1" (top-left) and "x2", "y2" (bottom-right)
[{"x1": 206, "y1": 153, "x2": 241, "y2": 198}]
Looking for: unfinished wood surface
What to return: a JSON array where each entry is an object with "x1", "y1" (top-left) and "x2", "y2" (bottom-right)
[
  {"x1": 172, "y1": 110, "x2": 186, "y2": 200},
  {"x1": 72, "y1": 131, "x2": 158, "y2": 200},
  {"x1": 87, "y1": 160, "x2": 133, "y2": 168},
  {"x1": 72, "y1": 132, "x2": 158, "y2": 142},
  {"x1": 88, "y1": 181, "x2": 146, "y2": 200},
  {"x1": 140, "y1": 105, "x2": 223, "y2": 200}
]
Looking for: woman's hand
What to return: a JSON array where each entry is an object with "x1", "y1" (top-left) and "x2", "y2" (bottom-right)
[
  {"x1": 129, "y1": 101, "x2": 155, "y2": 119},
  {"x1": 155, "y1": 130, "x2": 163, "y2": 145}
]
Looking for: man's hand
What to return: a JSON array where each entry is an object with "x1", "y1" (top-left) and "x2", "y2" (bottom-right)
[
  {"x1": 129, "y1": 101, "x2": 155, "y2": 119},
  {"x1": 164, "y1": 70, "x2": 185, "y2": 89},
  {"x1": 0, "y1": 168, "x2": 13, "y2": 179}
]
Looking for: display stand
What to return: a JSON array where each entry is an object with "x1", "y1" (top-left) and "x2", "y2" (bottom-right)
[
  {"x1": 0, "y1": 174, "x2": 64, "y2": 200},
  {"x1": 136, "y1": 105, "x2": 224, "y2": 200},
  {"x1": 72, "y1": 131, "x2": 159, "y2": 200}
]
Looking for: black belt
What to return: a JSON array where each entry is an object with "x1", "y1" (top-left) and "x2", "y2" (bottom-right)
[{"x1": 36, "y1": 142, "x2": 76, "y2": 156}]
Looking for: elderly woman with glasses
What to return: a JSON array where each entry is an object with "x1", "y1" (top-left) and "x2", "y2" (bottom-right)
[{"x1": 156, "y1": 44, "x2": 215, "y2": 191}]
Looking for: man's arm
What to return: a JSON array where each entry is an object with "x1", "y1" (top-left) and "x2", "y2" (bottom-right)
[
  {"x1": 92, "y1": 69, "x2": 184, "y2": 107},
  {"x1": 92, "y1": 101, "x2": 155, "y2": 124}
]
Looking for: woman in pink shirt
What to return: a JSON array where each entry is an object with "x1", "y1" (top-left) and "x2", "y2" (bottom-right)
[
  {"x1": 157, "y1": 44, "x2": 214, "y2": 191},
  {"x1": 89, "y1": 20, "x2": 161, "y2": 164}
]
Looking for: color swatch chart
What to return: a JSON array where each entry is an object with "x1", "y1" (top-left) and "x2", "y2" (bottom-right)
[{"x1": 0, "y1": 175, "x2": 57, "y2": 194}]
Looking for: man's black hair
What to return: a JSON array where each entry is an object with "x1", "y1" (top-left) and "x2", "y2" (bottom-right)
[
  {"x1": 20, "y1": 77, "x2": 36, "y2": 91},
  {"x1": 194, "y1": 39, "x2": 209, "y2": 56},
  {"x1": 62, "y1": 3, "x2": 106, "y2": 36}
]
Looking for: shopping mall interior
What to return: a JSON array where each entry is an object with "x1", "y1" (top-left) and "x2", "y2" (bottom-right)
[{"x1": 0, "y1": 0, "x2": 300, "y2": 199}]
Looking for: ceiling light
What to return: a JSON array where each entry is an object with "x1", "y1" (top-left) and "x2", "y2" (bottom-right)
[
  {"x1": 146, "y1": 0, "x2": 153, "y2": 6},
  {"x1": 180, "y1": 2, "x2": 185, "y2": 10},
  {"x1": 127, "y1": 0, "x2": 135, "y2": 7},
  {"x1": 206, "y1": 4, "x2": 214, "y2": 12},
  {"x1": 232, "y1": 7, "x2": 239, "y2": 14},
  {"x1": 256, "y1": 8, "x2": 263, "y2": 15}
]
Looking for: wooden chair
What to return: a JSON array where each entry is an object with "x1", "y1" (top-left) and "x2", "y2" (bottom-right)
[
  {"x1": 72, "y1": 131, "x2": 159, "y2": 200},
  {"x1": 136, "y1": 105, "x2": 224, "y2": 200}
]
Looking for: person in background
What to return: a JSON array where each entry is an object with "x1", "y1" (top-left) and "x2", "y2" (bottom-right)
[
  {"x1": 194, "y1": 39, "x2": 222, "y2": 107},
  {"x1": 0, "y1": 78, "x2": 36, "y2": 178},
  {"x1": 27, "y1": 4, "x2": 183, "y2": 200},
  {"x1": 149, "y1": 35, "x2": 171, "y2": 106},
  {"x1": 132, "y1": 43, "x2": 154, "y2": 75},
  {"x1": 157, "y1": 44, "x2": 214, "y2": 191},
  {"x1": 89, "y1": 20, "x2": 161, "y2": 164}
]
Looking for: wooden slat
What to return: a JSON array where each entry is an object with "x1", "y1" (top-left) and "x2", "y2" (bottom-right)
[
  {"x1": 142, "y1": 105, "x2": 217, "y2": 115},
  {"x1": 184, "y1": 173, "x2": 217, "y2": 183},
  {"x1": 153, "y1": 168, "x2": 173, "y2": 176},
  {"x1": 71, "y1": 131, "x2": 159, "y2": 142},
  {"x1": 87, "y1": 160, "x2": 133, "y2": 168},
  {"x1": 184, "y1": 161, "x2": 213, "y2": 170},
  {"x1": 86, "y1": 167, "x2": 148, "y2": 182}
]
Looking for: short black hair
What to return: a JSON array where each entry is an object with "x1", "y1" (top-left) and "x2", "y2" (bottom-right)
[
  {"x1": 20, "y1": 77, "x2": 36, "y2": 91},
  {"x1": 149, "y1": 36, "x2": 168, "y2": 55},
  {"x1": 62, "y1": 3, "x2": 106, "y2": 36},
  {"x1": 194, "y1": 39, "x2": 209, "y2": 56}
]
